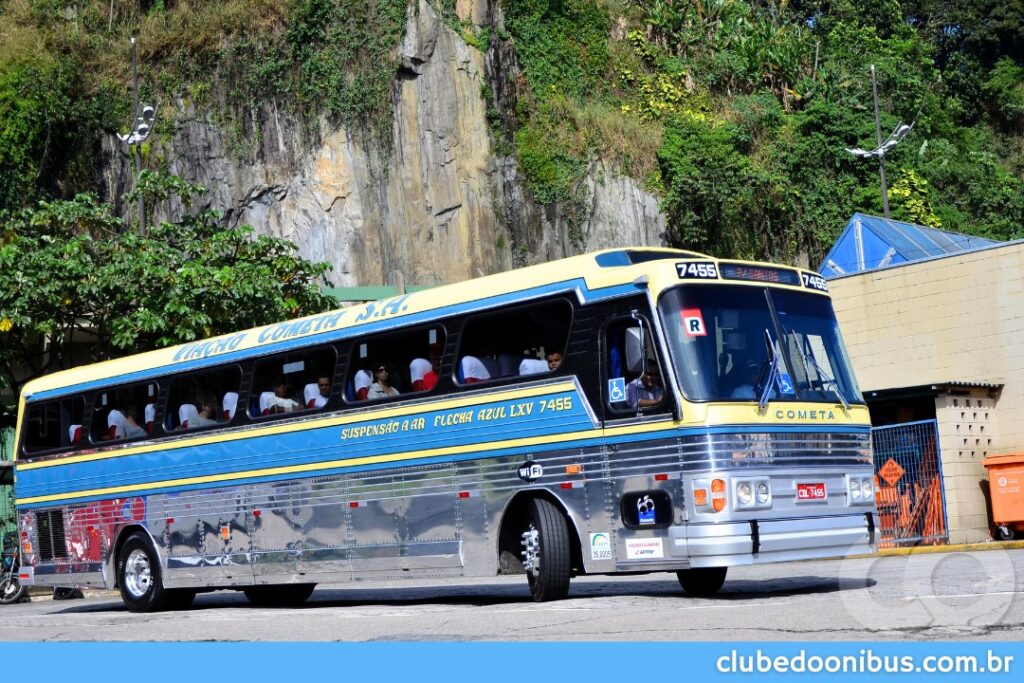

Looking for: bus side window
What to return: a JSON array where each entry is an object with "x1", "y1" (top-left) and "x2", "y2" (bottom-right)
[
  {"x1": 250, "y1": 347, "x2": 337, "y2": 418},
  {"x1": 91, "y1": 382, "x2": 158, "y2": 442},
  {"x1": 21, "y1": 395, "x2": 86, "y2": 454},
  {"x1": 166, "y1": 366, "x2": 242, "y2": 431},
  {"x1": 347, "y1": 326, "x2": 445, "y2": 402},
  {"x1": 456, "y1": 299, "x2": 572, "y2": 386}
]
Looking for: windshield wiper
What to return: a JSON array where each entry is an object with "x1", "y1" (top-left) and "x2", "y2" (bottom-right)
[
  {"x1": 799, "y1": 335, "x2": 850, "y2": 411},
  {"x1": 758, "y1": 329, "x2": 781, "y2": 411}
]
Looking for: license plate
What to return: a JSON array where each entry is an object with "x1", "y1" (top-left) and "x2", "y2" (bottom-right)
[{"x1": 796, "y1": 482, "x2": 827, "y2": 502}]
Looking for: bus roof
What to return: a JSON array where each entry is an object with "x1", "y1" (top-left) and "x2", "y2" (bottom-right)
[{"x1": 20, "y1": 248, "x2": 824, "y2": 400}]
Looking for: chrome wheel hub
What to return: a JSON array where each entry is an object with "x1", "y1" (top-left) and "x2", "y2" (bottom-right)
[
  {"x1": 124, "y1": 548, "x2": 153, "y2": 598},
  {"x1": 521, "y1": 524, "x2": 540, "y2": 576}
]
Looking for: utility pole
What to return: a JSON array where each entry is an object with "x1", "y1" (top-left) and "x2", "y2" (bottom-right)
[
  {"x1": 870, "y1": 65, "x2": 890, "y2": 218},
  {"x1": 845, "y1": 65, "x2": 913, "y2": 219}
]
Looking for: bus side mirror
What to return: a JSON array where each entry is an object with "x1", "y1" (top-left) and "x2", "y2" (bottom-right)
[{"x1": 624, "y1": 327, "x2": 644, "y2": 375}]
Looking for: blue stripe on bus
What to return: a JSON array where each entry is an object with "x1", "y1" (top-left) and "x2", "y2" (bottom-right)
[
  {"x1": 15, "y1": 420, "x2": 870, "y2": 506},
  {"x1": 27, "y1": 280, "x2": 642, "y2": 402}
]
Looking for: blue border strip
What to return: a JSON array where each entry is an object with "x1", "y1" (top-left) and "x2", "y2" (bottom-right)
[{"x1": 17, "y1": 423, "x2": 870, "y2": 508}]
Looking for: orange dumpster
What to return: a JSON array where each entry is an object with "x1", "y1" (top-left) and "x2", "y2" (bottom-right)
[{"x1": 983, "y1": 453, "x2": 1024, "y2": 540}]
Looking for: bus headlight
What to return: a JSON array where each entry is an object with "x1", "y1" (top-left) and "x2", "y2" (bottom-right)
[
  {"x1": 756, "y1": 481, "x2": 770, "y2": 504},
  {"x1": 847, "y1": 475, "x2": 875, "y2": 505},
  {"x1": 732, "y1": 478, "x2": 771, "y2": 510},
  {"x1": 737, "y1": 482, "x2": 753, "y2": 506}
]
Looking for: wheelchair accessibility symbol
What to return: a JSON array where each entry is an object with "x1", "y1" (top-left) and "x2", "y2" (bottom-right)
[
  {"x1": 608, "y1": 377, "x2": 626, "y2": 402},
  {"x1": 777, "y1": 372, "x2": 795, "y2": 395}
]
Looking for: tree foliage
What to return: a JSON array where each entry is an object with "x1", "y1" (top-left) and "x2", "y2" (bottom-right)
[{"x1": 0, "y1": 177, "x2": 335, "y2": 420}]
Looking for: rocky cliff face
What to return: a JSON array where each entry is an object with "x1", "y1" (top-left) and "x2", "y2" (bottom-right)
[{"x1": 102, "y1": 0, "x2": 665, "y2": 289}]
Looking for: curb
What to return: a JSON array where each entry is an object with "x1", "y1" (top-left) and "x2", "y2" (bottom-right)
[{"x1": 873, "y1": 539, "x2": 1024, "y2": 557}]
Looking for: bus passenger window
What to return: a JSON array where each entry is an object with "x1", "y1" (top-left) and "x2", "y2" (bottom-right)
[
  {"x1": 456, "y1": 299, "x2": 572, "y2": 386},
  {"x1": 91, "y1": 382, "x2": 158, "y2": 442},
  {"x1": 21, "y1": 395, "x2": 86, "y2": 454},
  {"x1": 166, "y1": 366, "x2": 242, "y2": 431},
  {"x1": 250, "y1": 347, "x2": 337, "y2": 417},
  {"x1": 347, "y1": 326, "x2": 445, "y2": 402}
]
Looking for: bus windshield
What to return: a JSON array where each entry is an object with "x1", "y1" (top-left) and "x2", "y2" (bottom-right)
[{"x1": 658, "y1": 284, "x2": 864, "y2": 405}]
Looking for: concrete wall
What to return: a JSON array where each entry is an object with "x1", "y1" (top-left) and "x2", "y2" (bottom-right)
[{"x1": 828, "y1": 241, "x2": 1024, "y2": 543}]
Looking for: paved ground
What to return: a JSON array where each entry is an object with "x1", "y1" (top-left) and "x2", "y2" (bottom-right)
[{"x1": 3, "y1": 544, "x2": 1022, "y2": 641}]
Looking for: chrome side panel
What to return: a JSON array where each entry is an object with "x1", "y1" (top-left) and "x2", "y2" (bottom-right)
[{"x1": 20, "y1": 430, "x2": 875, "y2": 590}]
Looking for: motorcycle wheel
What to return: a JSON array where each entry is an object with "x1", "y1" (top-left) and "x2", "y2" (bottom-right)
[{"x1": 0, "y1": 573, "x2": 27, "y2": 604}]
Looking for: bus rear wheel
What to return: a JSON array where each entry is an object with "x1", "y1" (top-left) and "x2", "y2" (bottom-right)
[
  {"x1": 521, "y1": 498, "x2": 571, "y2": 602},
  {"x1": 117, "y1": 532, "x2": 170, "y2": 612},
  {"x1": 243, "y1": 583, "x2": 316, "y2": 607},
  {"x1": 676, "y1": 567, "x2": 727, "y2": 597}
]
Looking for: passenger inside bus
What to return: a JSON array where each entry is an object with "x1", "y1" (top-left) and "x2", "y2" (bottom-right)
[
  {"x1": 367, "y1": 364, "x2": 399, "y2": 399},
  {"x1": 546, "y1": 351, "x2": 563, "y2": 371},
  {"x1": 626, "y1": 368, "x2": 664, "y2": 410},
  {"x1": 265, "y1": 377, "x2": 301, "y2": 414},
  {"x1": 189, "y1": 396, "x2": 220, "y2": 428},
  {"x1": 109, "y1": 405, "x2": 147, "y2": 440},
  {"x1": 304, "y1": 376, "x2": 330, "y2": 409}
]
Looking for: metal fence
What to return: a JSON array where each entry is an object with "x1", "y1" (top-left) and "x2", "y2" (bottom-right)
[
  {"x1": 871, "y1": 419, "x2": 948, "y2": 548},
  {"x1": 0, "y1": 427, "x2": 14, "y2": 534}
]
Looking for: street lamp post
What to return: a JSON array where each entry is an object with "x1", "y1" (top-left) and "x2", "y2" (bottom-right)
[
  {"x1": 117, "y1": 37, "x2": 156, "y2": 235},
  {"x1": 845, "y1": 65, "x2": 913, "y2": 220}
]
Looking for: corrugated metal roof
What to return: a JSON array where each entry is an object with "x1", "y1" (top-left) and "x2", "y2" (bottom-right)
[{"x1": 818, "y1": 213, "x2": 1000, "y2": 278}]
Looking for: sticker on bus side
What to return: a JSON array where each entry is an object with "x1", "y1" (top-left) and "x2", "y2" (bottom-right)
[
  {"x1": 590, "y1": 533, "x2": 612, "y2": 560},
  {"x1": 676, "y1": 262, "x2": 718, "y2": 279}
]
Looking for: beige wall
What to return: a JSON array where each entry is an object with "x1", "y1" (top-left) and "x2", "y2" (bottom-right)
[{"x1": 829, "y1": 242, "x2": 1024, "y2": 543}]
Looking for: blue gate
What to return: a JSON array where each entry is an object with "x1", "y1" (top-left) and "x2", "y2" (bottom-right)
[{"x1": 871, "y1": 419, "x2": 949, "y2": 547}]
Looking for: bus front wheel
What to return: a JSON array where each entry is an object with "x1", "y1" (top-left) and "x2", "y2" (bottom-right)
[
  {"x1": 116, "y1": 533, "x2": 170, "y2": 612},
  {"x1": 521, "y1": 498, "x2": 571, "y2": 602},
  {"x1": 676, "y1": 567, "x2": 727, "y2": 597}
]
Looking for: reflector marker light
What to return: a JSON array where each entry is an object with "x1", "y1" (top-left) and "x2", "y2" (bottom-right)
[
  {"x1": 252, "y1": 510, "x2": 261, "y2": 518},
  {"x1": 565, "y1": 464, "x2": 583, "y2": 475},
  {"x1": 165, "y1": 518, "x2": 174, "y2": 525},
  {"x1": 693, "y1": 488, "x2": 708, "y2": 506},
  {"x1": 654, "y1": 473, "x2": 669, "y2": 481},
  {"x1": 560, "y1": 481, "x2": 583, "y2": 490}
]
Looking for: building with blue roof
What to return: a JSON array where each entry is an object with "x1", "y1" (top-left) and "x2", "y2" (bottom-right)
[
  {"x1": 822, "y1": 213, "x2": 1022, "y2": 546},
  {"x1": 818, "y1": 212, "x2": 1000, "y2": 277}
]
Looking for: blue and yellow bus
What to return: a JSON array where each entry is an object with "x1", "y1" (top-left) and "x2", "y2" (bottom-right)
[{"x1": 12, "y1": 248, "x2": 876, "y2": 611}]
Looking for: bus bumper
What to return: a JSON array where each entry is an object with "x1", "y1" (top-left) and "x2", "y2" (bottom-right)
[{"x1": 671, "y1": 512, "x2": 877, "y2": 567}]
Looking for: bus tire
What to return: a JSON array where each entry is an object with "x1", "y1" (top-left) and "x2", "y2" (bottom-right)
[
  {"x1": 243, "y1": 583, "x2": 316, "y2": 607},
  {"x1": 116, "y1": 533, "x2": 169, "y2": 613},
  {"x1": 676, "y1": 567, "x2": 727, "y2": 597},
  {"x1": 521, "y1": 498, "x2": 571, "y2": 602}
]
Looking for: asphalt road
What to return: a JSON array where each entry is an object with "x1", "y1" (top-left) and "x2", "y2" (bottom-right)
[{"x1": 2, "y1": 549, "x2": 1022, "y2": 641}]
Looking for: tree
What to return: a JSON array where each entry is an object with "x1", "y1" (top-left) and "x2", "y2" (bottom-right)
[{"x1": 0, "y1": 180, "x2": 335, "y2": 421}]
